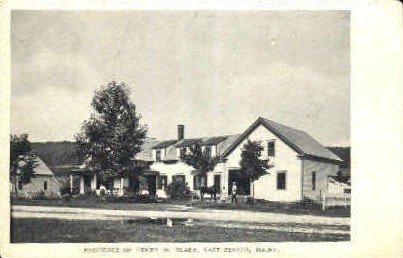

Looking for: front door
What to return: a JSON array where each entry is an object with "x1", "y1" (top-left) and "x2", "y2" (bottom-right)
[
  {"x1": 146, "y1": 175, "x2": 157, "y2": 196},
  {"x1": 214, "y1": 174, "x2": 221, "y2": 193},
  {"x1": 84, "y1": 175, "x2": 92, "y2": 193},
  {"x1": 228, "y1": 169, "x2": 250, "y2": 195}
]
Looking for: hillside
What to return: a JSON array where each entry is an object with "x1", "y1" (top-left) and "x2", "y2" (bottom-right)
[
  {"x1": 326, "y1": 146, "x2": 350, "y2": 168},
  {"x1": 31, "y1": 141, "x2": 80, "y2": 176}
]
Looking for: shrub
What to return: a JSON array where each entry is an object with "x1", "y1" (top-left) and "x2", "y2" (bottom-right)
[
  {"x1": 32, "y1": 190, "x2": 46, "y2": 200},
  {"x1": 59, "y1": 182, "x2": 71, "y2": 196},
  {"x1": 61, "y1": 193, "x2": 71, "y2": 202},
  {"x1": 166, "y1": 180, "x2": 191, "y2": 200}
]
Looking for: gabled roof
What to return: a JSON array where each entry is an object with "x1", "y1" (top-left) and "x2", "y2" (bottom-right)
[
  {"x1": 173, "y1": 138, "x2": 202, "y2": 148},
  {"x1": 217, "y1": 134, "x2": 241, "y2": 156},
  {"x1": 200, "y1": 136, "x2": 229, "y2": 146},
  {"x1": 222, "y1": 117, "x2": 342, "y2": 162},
  {"x1": 151, "y1": 134, "x2": 240, "y2": 161},
  {"x1": 135, "y1": 138, "x2": 159, "y2": 161},
  {"x1": 151, "y1": 140, "x2": 178, "y2": 149},
  {"x1": 35, "y1": 158, "x2": 55, "y2": 176},
  {"x1": 18, "y1": 158, "x2": 55, "y2": 176}
]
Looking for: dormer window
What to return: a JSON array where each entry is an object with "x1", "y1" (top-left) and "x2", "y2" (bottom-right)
[
  {"x1": 156, "y1": 149, "x2": 161, "y2": 162},
  {"x1": 268, "y1": 140, "x2": 275, "y2": 157},
  {"x1": 204, "y1": 146, "x2": 212, "y2": 158}
]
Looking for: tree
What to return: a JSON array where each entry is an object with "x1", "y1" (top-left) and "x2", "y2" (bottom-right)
[
  {"x1": 75, "y1": 80, "x2": 147, "y2": 186},
  {"x1": 239, "y1": 140, "x2": 273, "y2": 204},
  {"x1": 180, "y1": 143, "x2": 221, "y2": 201},
  {"x1": 10, "y1": 134, "x2": 39, "y2": 195}
]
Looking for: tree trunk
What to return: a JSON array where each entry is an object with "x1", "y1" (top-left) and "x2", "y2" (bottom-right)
[
  {"x1": 14, "y1": 175, "x2": 18, "y2": 197},
  {"x1": 251, "y1": 180, "x2": 255, "y2": 206},
  {"x1": 13, "y1": 163, "x2": 18, "y2": 197}
]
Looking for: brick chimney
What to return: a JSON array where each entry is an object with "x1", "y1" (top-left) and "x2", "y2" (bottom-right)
[{"x1": 177, "y1": 125, "x2": 184, "y2": 140}]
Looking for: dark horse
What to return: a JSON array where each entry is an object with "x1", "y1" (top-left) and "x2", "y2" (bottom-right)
[{"x1": 199, "y1": 186, "x2": 218, "y2": 203}]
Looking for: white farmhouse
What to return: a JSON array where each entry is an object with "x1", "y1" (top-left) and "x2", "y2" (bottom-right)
[{"x1": 71, "y1": 117, "x2": 342, "y2": 202}]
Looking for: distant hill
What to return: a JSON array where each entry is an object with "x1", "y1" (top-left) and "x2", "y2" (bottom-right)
[
  {"x1": 327, "y1": 146, "x2": 350, "y2": 168},
  {"x1": 31, "y1": 141, "x2": 80, "y2": 177}
]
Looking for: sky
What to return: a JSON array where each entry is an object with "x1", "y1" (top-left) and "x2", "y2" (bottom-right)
[{"x1": 11, "y1": 10, "x2": 350, "y2": 146}]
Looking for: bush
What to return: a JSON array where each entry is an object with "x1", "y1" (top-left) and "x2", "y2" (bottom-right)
[
  {"x1": 166, "y1": 180, "x2": 191, "y2": 200},
  {"x1": 32, "y1": 190, "x2": 46, "y2": 200},
  {"x1": 246, "y1": 197, "x2": 255, "y2": 205},
  {"x1": 59, "y1": 182, "x2": 71, "y2": 196},
  {"x1": 61, "y1": 193, "x2": 71, "y2": 202}
]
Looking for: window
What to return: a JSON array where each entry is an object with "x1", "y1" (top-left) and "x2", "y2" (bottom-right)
[
  {"x1": 193, "y1": 174, "x2": 207, "y2": 190},
  {"x1": 277, "y1": 171, "x2": 286, "y2": 190},
  {"x1": 204, "y1": 146, "x2": 212, "y2": 157},
  {"x1": 312, "y1": 172, "x2": 316, "y2": 191},
  {"x1": 156, "y1": 149, "x2": 161, "y2": 162},
  {"x1": 193, "y1": 175, "x2": 199, "y2": 190},
  {"x1": 268, "y1": 141, "x2": 275, "y2": 157},
  {"x1": 44, "y1": 181, "x2": 48, "y2": 190},
  {"x1": 157, "y1": 175, "x2": 167, "y2": 190},
  {"x1": 214, "y1": 174, "x2": 221, "y2": 192}
]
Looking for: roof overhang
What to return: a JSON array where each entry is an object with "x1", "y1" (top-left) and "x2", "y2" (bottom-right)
[{"x1": 298, "y1": 154, "x2": 343, "y2": 165}]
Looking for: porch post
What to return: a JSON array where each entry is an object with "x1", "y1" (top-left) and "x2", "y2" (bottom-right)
[
  {"x1": 91, "y1": 173, "x2": 97, "y2": 190},
  {"x1": 222, "y1": 162, "x2": 228, "y2": 199},
  {"x1": 119, "y1": 177, "x2": 124, "y2": 196},
  {"x1": 79, "y1": 175, "x2": 85, "y2": 194},
  {"x1": 70, "y1": 174, "x2": 74, "y2": 195}
]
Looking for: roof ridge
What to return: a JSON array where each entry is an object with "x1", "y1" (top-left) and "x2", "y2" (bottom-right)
[{"x1": 261, "y1": 117, "x2": 306, "y2": 133}]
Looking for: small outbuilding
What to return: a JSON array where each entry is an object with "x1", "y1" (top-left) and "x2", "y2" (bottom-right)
[{"x1": 11, "y1": 158, "x2": 61, "y2": 198}]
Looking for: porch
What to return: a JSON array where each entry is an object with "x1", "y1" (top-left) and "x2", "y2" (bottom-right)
[{"x1": 69, "y1": 168, "x2": 159, "y2": 196}]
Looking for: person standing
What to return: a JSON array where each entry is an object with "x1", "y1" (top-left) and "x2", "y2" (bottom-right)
[{"x1": 231, "y1": 182, "x2": 238, "y2": 205}]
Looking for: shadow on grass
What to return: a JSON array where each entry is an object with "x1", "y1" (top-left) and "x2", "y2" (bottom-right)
[{"x1": 11, "y1": 218, "x2": 350, "y2": 243}]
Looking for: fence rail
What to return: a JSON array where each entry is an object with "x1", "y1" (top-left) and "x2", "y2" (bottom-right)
[{"x1": 320, "y1": 193, "x2": 351, "y2": 210}]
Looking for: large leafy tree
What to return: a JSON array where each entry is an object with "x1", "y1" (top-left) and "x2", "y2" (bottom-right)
[
  {"x1": 239, "y1": 140, "x2": 273, "y2": 203},
  {"x1": 180, "y1": 143, "x2": 221, "y2": 200},
  {"x1": 10, "y1": 134, "x2": 38, "y2": 194},
  {"x1": 75, "y1": 81, "x2": 147, "y2": 186},
  {"x1": 180, "y1": 143, "x2": 221, "y2": 181}
]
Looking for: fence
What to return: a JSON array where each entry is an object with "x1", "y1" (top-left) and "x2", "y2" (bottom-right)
[{"x1": 321, "y1": 193, "x2": 351, "y2": 211}]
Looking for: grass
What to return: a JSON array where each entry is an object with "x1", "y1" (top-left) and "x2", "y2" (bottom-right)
[
  {"x1": 11, "y1": 218, "x2": 350, "y2": 243},
  {"x1": 11, "y1": 197, "x2": 350, "y2": 217},
  {"x1": 186, "y1": 200, "x2": 351, "y2": 218}
]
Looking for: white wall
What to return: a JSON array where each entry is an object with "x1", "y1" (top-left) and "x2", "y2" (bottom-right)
[
  {"x1": 113, "y1": 177, "x2": 129, "y2": 189},
  {"x1": 150, "y1": 124, "x2": 304, "y2": 202},
  {"x1": 224, "y1": 124, "x2": 302, "y2": 202},
  {"x1": 302, "y1": 159, "x2": 339, "y2": 200},
  {"x1": 14, "y1": 175, "x2": 61, "y2": 198},
  {"x1": 151, "y1": 161, "x2": 194, "y2": 189},
  {"x1": 151, "y1": 152, "x2": 227, "y2": 197},
  {"x1": 152, "y1": 148, "x2": 167, "y2": 161}
]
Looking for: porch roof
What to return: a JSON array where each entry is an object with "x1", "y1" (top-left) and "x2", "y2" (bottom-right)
[
  {"x1": 70, "y1": 167, "x2": 95, "y2": 175},
  {"x1": 142, "y1": 170, "x2": 160, "y2": 176}
]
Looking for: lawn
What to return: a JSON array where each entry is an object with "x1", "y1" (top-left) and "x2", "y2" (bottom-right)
[
  {"x1": 185, "y1": 200, "x2": 351, "y2": 218},
  {"x1": 11, "y1": 197, "x2": 350, "y2": 217},
  {"x1": 11, "y1": 218, "x2": 350, "y2": 243}
]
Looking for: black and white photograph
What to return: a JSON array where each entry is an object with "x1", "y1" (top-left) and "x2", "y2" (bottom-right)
[
  {"x1": 8, "y1": 9, "x2": 351, "y2": 243},
  {"x1": 1, "y1": 1, "x2": 402, "y2": 257}
]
